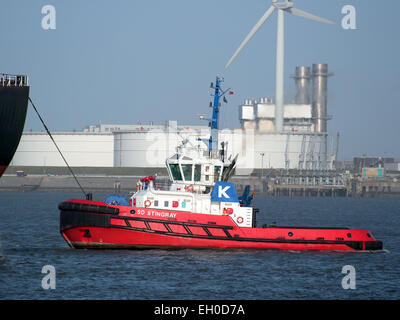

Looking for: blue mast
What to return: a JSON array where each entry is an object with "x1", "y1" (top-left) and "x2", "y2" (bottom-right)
[{"x1": 207, "y1": 76, "x2": 231, "y2": 152}]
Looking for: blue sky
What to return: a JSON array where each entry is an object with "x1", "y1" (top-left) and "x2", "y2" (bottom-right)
[{"x1": 1, "y1": 0, "x2": 399, "y2": 159}]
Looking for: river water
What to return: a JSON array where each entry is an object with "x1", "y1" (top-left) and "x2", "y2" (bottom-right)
[{"x1": 0, "y1": 192, "x2": 399, "y2": 300}]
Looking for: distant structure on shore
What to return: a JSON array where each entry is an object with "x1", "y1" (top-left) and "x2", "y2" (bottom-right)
[{"x1": 10, "y1": 65, "x2": 348, "y2": 175}]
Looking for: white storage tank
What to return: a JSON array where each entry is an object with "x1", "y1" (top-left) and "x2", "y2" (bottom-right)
[
  {"x1": 114, "y1": 121, "x2": 210, "y2": 167},
  {"x1": 11, "y1": 132, "x2": 114, "y2": 167}
]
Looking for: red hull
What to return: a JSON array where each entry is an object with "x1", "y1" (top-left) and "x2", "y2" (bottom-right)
[
  {"x1": 59, "y1": 199, "x2": 383, "y2": 251},
  {"x1": 0, "y1": 165, "x2": 7, "y2": 178}
]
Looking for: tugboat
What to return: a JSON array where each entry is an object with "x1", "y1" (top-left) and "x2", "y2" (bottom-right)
[
  {"x1": 0, "y1": 73, "x2": 30, "y2": 177},
  {"x1": 59, "y1": 77, "x2": 383, "y2": 251}
]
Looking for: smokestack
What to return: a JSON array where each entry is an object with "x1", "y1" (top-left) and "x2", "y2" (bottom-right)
[
  {"x1": 293, "y1": 66, "x2": 311, "y2": 104},
  {"x1": 312, "y1": 63, "x2": 330, "y2": 133}
]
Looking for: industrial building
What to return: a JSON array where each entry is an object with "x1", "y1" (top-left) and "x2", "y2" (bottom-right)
[
  {"x1": 10, "y1": 64, "x2": 339, "y2": 174},
  {"x1": 353, "y1": 156, "x2": 394, "y2": 170},
  {"x1": 236, "y1": 64, "x2": 337, "y2": 172}
]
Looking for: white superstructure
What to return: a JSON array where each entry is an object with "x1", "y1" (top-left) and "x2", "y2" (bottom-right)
[{"x1": 131, "y1": 142, "x2": 254, "y2": 228}]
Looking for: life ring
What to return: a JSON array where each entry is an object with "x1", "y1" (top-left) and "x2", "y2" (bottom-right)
[
  {"x1": 237, "y1": 217, "x2": 244, "y2": 224},
  {"x1": 185, "y1": 185, "x2": 194, "y2": 192},
  {"x1": 144, "y1": 200, "x2": 151, "y2": 208}
]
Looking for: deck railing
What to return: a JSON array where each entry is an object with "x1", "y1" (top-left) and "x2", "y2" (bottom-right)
[
  {"x1": 0, "y1": 73, "x2": 29, "y2": 87},
  {"x1": 153, "y1": 179, "x2": 173, "y2": 191}
]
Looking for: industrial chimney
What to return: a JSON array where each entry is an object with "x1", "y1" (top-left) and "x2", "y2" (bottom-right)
[
  {"x1": 312, "y1": 63, "x2": 331, "y2": 133},
  {"x1": 293, "y1": 66, "x2": 311, "y2": 104}
]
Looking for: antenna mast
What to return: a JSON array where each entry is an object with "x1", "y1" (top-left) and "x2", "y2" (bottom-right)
[{"x1": 207, "y1": 76, "x2": 232, "y2": 152}]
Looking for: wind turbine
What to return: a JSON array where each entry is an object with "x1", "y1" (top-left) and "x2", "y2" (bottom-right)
[{"x1": 225, "y1": 0, "x2": 334, "y2": 132}]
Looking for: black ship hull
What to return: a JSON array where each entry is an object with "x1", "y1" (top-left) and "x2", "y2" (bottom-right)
[{"x1": 0, "y1": 74, "x2": 29, "y2": 177}]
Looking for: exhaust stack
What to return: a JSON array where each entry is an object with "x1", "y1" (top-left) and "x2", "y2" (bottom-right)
[
  {"x1": 312, "y1": 63, "x2": 331, "y2": 133},
  {"x1": 293, "y1": 66, "x2": 311, "y2": 104}
]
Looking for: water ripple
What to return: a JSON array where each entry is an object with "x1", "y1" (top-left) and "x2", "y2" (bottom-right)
[{"x1": 0, "y1": 192, "x2": 399, "y2": 299}]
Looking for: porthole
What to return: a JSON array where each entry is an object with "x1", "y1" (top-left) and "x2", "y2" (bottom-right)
[
  {"x1": 130, "y1": 210, "x2": 135, "y2": 214},
  {"x1": 347, "y1": 233, "x2": 352, "y2": 238},
  {"x1": 288, "y1": 232, "x2": 293, "y2": 237}
]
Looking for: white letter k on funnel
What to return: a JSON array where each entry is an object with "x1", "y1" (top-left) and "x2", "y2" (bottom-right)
[{"x1": 218, "y1": 186, "x2": 230, "y2": 199}]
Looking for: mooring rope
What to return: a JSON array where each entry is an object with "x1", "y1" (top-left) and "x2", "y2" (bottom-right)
[{"x1": 28, "y1": 97, "x2": 90, "y2": 199}]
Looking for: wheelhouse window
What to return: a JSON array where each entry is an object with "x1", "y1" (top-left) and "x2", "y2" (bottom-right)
[
  {"x1": 214, "y1": 166, "x2": 221, "y2": 182},
  {"x1": 194, "y1": 164, "x2": 201, "y2": 182},
  {"x1": 222, "y1": 166, "x2": 229, "y2": 179},
  {"x1": 181, "y1": 164, "x2": 193, "y2": 181},
  {"x1": 169, "y1": 163, "x2": 182, "y2": 181}
]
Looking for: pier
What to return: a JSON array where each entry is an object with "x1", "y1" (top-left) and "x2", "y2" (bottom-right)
[
  {"x1": 231, "y1": 170, "x2": 400, "y2": 198},
  {"x1": 266, "y1": 173, "x2": 348, "y2": 197}
]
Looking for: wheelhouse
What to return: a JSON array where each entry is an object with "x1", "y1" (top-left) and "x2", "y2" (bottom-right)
[{"x1": 166, "y1": 153, "x2": 230, "y2": 191}]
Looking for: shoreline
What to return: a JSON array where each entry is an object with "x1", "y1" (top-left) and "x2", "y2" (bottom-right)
[{"x1": 1, "y1": 174, "x2": 400, "y2": 198}]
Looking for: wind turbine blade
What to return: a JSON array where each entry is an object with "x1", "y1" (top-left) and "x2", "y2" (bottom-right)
[
  {"x1": 225, "y1": 6, "x2": 275, "y2": 69},
  {"x1": 287, "y1": 7, "x2": 335, "y2": 25}
]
